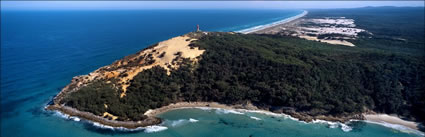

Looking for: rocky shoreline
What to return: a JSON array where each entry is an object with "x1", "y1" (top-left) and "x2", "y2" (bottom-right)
[
  {"x1": 45, "y1": 105, "x2": 162, "y2": 129},
  {"x1": 46, "y1": 100, "x2": 425, "y2": 134},
  {"x1": 46, "y1": 100, "x2": 364, "y2": 129}
]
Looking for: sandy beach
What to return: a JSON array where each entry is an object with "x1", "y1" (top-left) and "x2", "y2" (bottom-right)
[
  {"x1": 48, "y1": 99, "x2": 425, "y2": 134},
  {"x1": 250, "y1": 11, "x2": 367, "y2": 47},
  {"x1": 238, "y1": 10, "x2": 308, "y2": 34},
  {"x1": 364, "y1": 114, "x2": 420, "y2": 130},
  {"x1": 145, "y1": 101, "x2": 365, "y2": 123},
  {"x1": 145, "y1": 101, "x2": 424, "y2": 134}
]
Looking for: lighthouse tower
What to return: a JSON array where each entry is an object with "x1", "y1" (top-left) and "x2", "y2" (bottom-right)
[{"x1": 196, "y1": 24, "x2": 200, "y2": 32}]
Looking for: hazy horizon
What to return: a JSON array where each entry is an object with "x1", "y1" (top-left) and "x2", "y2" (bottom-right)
[{"x1": 1, "y1": 1, "x2": 424, "y2": 10}]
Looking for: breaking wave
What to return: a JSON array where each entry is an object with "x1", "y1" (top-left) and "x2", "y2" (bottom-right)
[
  {"x1": 53, "y1": 107, "x2": 423, "y2": 135},
  {"x1": 365, "y1": 120, "x2": 424, "y2": 136},
  {"x1": 189, "y1": 118, "x2": 199, "y2": 122},
  {"x1": 85, "y1": 121, "x2": 169, "y2": 133},
  {"x1": 238, "y1": 109, "x2": 302, "y2": 122},
  {"x1": 237, "y1": 10, "x2": 308, "y2": 34},
  {"x1": 194, "y1": 108, "x2": 355, "y2": 132},
  {"x1": 215, "y1": 109, "x2": 244, "y2": 115},
  {"x1": 249, "y1": 116, "x2": 261, "y2": 121},
  {"x1": 165, "y1": 119, "x2": 187, "y2": 127},
  {"x1": 90, "y1": 122, "x2": 168, "y2": 133},
  {"x1": 69, "y1": 116, "x2": 81, "y2": 122},
  {"x1": 143, "y1": 126, "x2": 169, "y2": 133},
  {"x1": 164, "y1": 118, "x2": 199, "y2": 127},
  {"x1": 53, "y1": 111, "x2": 70, "y2": 119},
  {"x1": 52, "y1": 110, "x2": 168, "y2": 133},
  {"x1": 311, "y1": 119, "x2": 352, "y2": 132}
]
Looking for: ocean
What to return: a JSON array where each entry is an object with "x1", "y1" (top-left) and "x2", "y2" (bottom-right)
[{"x1": 0, "y1": 9, "x2": 423, "y2": 137}]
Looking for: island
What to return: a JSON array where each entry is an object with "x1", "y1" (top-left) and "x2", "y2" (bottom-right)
[{"x1": 47, "y1": 7, "x2": 424, "y2": 131}]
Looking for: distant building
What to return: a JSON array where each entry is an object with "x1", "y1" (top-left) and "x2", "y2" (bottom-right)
[{"x1": 196, "y1": 24, "x2": 200, "y2": 32}]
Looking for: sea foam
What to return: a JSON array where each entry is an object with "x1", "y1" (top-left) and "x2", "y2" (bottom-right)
[
  {"x1": 54, "y1": 111, "x2": 70, "y2": 119},
  {"x1": 237, "y1": 109, "x2": 301, "y2": 122},
  {"x1": 189, "y1": 118, "x2": 199, "y2": 122},
  {"x1": 54, "y1": 111, "x2": 81, "y2": 122},
  {"x1": 53, "y1": 110, "x2": 168, "y2": 132},
  {"x1": 237, "y1": 10, "x2": 308, "y2": 34},
  {"x1": 195, "y1": 107, "x2": 355, "y2": 132},
  {"x1": 143, "y1": 126, "x2": 168, "y2": 133},
  {"x1": 69, "y1": 116, "x2": 81, "y2": 122},
  {"x1": 90, "y1": 122, "x2": 168, "y2": 133},
  {"x1": 365, "y1": 120, "x2": 425, "y2": 136},
  {"x1": 250, "y1": 116, "x2": 261, "y2": 121},
  {"x1": 166, "y1": 119, "x2": 188, "y2": 127},
  {"x1": 215, "y1": 109, "x2": 244, "y2": 115},
  {"x1": 240, "y1": 109, "x2": 353, "y2": 132},
  {"x1": 341, "y1": 124, "x2": 353, "y2": 132},
  {"x1": 164, "y1": 118, "x2": 199, "y2": 127},
  {"x1": 312, "y1": 119, "x2": 352, "y2": 132}
]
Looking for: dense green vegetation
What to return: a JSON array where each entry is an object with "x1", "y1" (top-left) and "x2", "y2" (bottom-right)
[
  {"x1": 62, "y1": 81, "x2": 117, "y2": 116},
  {"x1": 62, "y1": 7, "x2": 425, "y2": 125},
  {"x1": 307, "y1": 7, "x2": 425, "y2": 55}
]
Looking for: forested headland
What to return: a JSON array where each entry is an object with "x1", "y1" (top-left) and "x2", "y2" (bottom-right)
[{"x1": 58, "y1": 7, "x2": 425, "y2": 128}]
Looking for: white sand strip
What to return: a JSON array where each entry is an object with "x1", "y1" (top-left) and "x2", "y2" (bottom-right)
[{"x1": 238, "y1": 10, "x2": 308, "y2": 34}]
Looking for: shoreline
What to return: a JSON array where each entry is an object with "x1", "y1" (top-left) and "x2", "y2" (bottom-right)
[
  {"x1": 364, "y1": 114, "x2": 422, "y2": 131},
  {"x1": 46, "y1": 105, "x2": 162, "y2": 129},
  {"x1": 237, "y1": 10, "x2": 308, "y2": 34},
  {"x1": 364, "y1": 114, "x2": 424, "y2": 136},
  {"x1": 145, "y1": 102, "x2": 424, "y2": 135},
  {"x1": 146, "y1": 101, "x2": 364, "y2": 123},
  {"x1": 47, "y1": 101, "x2": 424, "y2": 135}
]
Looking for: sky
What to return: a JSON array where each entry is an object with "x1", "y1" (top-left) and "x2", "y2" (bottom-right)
[{"x1": 1, "y1": 1, "x2": 424, "y2": 10}]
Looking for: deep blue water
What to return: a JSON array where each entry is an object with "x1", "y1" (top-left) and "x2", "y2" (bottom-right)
[{"x1": 1, "y1": 9, "x2": 423, "y2": 137}]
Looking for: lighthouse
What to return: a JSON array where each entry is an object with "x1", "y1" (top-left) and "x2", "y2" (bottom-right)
[{"x1": 196, "y1": 24, "x2": 200, "y2": 32}]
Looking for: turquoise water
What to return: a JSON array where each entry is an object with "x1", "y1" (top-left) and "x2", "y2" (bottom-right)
[
  {"x1": 154, "y1": 108, "x2": 421, "y2": 137},
  {"x1": 0, "y1": 9, "x2": 423, "y2": 137}
]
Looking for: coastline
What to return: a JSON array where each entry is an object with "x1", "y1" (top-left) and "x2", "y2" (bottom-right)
[
  {"x1": 46, "y1": 105, "x2": 162, "y2": 129},
  {"x1": 145, "y1": 101, "x2": 363, "y2": 123},
  {"x1": 42, "y1": 10, "x2": 423, "y2": 134},
  {"x1": 145, "y1": 101, "x2": 424, "y2": 135},
  {"x1": 48, "y1": 100, "x2": 424, "y2": 135},
  {"x1": 48, "y1": 101, "x2": 358, "y2": 130},
  {"x1": 237, "y1": 10, "x2": 308, "y2": 34},
  {"x1": 364, "y1": 114, "x2": 424, "y2": 136},
  {"x1": 364, "y1": 114, "x2": 422, "y2": 130}
]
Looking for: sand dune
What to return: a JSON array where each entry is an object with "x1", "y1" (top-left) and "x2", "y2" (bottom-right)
[{"x1": 115, "y1": 36, "x2": 205, "y2": 97}]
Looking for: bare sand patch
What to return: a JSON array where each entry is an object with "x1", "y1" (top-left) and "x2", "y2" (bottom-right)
[
  {"x1": 364, "y1": 114, "x2": 419, "y2": 130},
  {"x1": 299, "y1": 35, "x2": 355, "y2": 47},
  {"x1": 55, "y1": 34, "x2": 205, "y2": 98},
  {"x1": 103, "y1": 112, "x2": 118, "y2": 120},
  {"x1": 144, "y1": 102, "x2": 259, "y2": 117},
  {"x1": 252, "y1": 15, "x2": 365, "y2": 47},
  {"x1": 117, "y1": 36, "x2": 205, "y2": 97}
]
